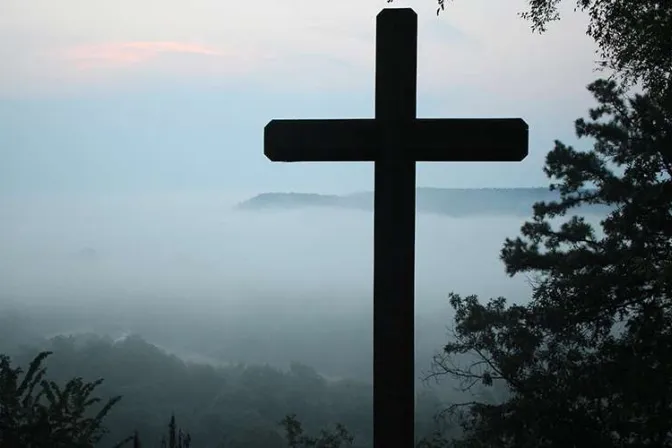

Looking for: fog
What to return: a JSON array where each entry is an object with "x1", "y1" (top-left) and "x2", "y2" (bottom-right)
[{"x1": 0, "y1": 191, "x2": 535, "y2": 383}]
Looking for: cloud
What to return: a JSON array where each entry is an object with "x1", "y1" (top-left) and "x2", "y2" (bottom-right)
[
  {"x1": 0, "y1": 0, "x2": 600, "y2": 102},
  {"x1": 62, "y1": 41, "x2": 223, "y2": 70}
]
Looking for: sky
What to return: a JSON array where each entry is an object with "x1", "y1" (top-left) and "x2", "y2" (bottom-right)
[
  {"x1": 0, "y1": 0, "x2": 609, "y2": 371},
  {"x1": 0, "y1": 0, "x2": 601, "y2": 198}
]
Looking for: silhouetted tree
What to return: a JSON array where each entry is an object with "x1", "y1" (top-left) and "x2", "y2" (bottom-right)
[
  {"x1": 427, "y1": 76, "x2": 671, "y2": 446},
  {"x1": 133, "y1": 431, "x2": 142, "y2": 448},
  {"x1": 0, "y1": 351, "x2": 130, "y2": 448},
  {"x1": 280, "y1": 414, "x2": 354, "y2": 448},
  {"x1": 158, "y1": 414, "x2": 191, "y2": 448}
]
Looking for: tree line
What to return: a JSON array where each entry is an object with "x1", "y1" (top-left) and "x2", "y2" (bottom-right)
[{"x1": 0, "y1": 332, "x2": 462, "y2": 447}]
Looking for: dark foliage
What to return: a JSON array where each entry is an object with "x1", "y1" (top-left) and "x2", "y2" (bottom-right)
[
  {"x1": 0, "y1": 331, "x2": 457, "y2": 447},
  {"x1": 426, "y1": 78, "x2": 671, "y2": 446},
  {"x1": 0, "y1": 351, "x2": 126, "y2": 448}
]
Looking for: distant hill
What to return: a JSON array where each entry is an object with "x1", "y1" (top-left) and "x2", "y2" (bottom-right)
[{"x1": 235, "y1": 188, "x2": 609, "y2": 217}]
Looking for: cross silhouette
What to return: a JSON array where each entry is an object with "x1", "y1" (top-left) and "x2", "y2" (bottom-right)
[{"x1": 264, "y1": 8, "x2": 528, "y2": 447}]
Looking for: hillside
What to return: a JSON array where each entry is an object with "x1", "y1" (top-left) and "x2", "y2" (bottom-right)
[
  {"x1": 235, "y1": 188, "x2": 609, "y2": 217},
  {"x1": 0, "y1": 319, "x2": 465, "y2": 448}
]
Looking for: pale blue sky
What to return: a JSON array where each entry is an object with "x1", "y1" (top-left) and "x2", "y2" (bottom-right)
[{"x1": 0, "y1": 0, "x2": 601, "y2": 198}]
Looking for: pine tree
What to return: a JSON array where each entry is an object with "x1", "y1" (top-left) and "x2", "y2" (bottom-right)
[
  {"x1": 430, "y1": 78, "x2": 671, "y2": 446},
  {"x1": 158, "y1": 414, "x2": 191, "y2": 448}
]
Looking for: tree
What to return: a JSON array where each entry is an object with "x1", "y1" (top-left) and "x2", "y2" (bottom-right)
[
  {"x1": 0, "y1": 351, "x2": 130, "y2": 448},
  {"x1": 280, "y1": 414, "x2": 354, "y2": 448},
  {"x1": 387, "y1": 0, "x2": 671, "y2": 96},
  {"x1": 158, "y1": 415, "x2": 191, "y2": 448},
  {"x1": 522, "y1": 0, "x2": 671, "y2": 96},
  {"x1": 426, "y1": 76, "x2": 671, "y2": 446}
]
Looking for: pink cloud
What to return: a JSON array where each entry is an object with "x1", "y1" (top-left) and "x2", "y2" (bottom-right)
[{"x1": 62, "y1": 41, "x2": 223, "y2": 70}]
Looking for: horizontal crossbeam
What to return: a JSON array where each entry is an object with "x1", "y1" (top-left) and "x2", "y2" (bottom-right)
[{"x1": 264, "y1": 118, "x2": 528, "y2": 162}]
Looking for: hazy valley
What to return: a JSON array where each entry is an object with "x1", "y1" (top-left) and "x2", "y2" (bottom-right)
[{"x1": 0, "y1": 188, "x2": 603, "y2": 446}]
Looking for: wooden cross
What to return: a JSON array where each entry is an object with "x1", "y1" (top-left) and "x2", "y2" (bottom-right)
[{"x1": 264, "y1": 8, "x2": 528, "y2": 448}]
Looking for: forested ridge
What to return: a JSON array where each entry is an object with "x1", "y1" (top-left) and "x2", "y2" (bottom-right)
[
  {"x1": 236, "y1": 188, "x2": 611, "y2": 217},
  {"x1": 0, "y1": 329, "x2": 463, "y2": 447}
]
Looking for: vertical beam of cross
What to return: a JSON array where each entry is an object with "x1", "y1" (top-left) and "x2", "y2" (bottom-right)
[{"x1": 373, "y1": 9, "x2": 417, "y2": 448}]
